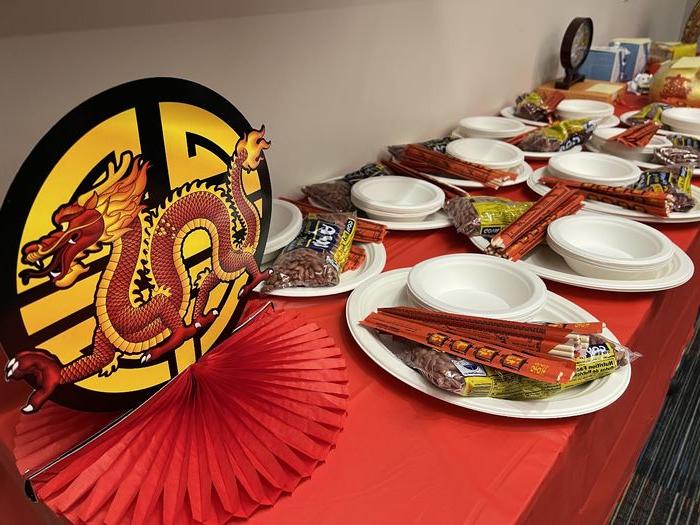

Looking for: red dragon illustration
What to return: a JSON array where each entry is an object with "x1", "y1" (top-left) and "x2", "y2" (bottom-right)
[{"x1": 4, "y1": 128, "x2": 272, "y2": 413}]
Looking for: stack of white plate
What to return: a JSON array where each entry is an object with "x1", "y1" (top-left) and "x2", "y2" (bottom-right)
[
  {"x1": 590, "y1": 127, "x2": 672, "y2": 162},
  {"x1": 263, "y1": 199, "x2": 303, "y2": 263},
  {"x1": 350, "y1": 176, "x2": 445, "y2": 222},
  {"x1": 661, "y1": 107, "x2": 700, "y2": 135},
  {"x1": 556, "y1": 99, "x2": 615, "y2": 122},
  {"x1": 547, "y1": 151, "x2": 641, "y2": 186},
  {"x1": 445, "y1": 138, "x2": 524, "y2": 172},
  {"x1": 547, "y1": 215, "x2": 675, "y2": 280},
  {"x1": 406, "y1": 254, "x2": 547, "y2": 321},
  {"x1": 456, "y1": 116, "x2": 527, "y2": 139}
]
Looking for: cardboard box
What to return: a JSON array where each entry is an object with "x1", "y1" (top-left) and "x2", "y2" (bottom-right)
[
  {"x1": 650, "y1": 41, "x2": 697, "y2": 63},
  {"x1": 578, "y1": 46, "x2": 627, "y2": 82},
  {"x1": 610, "y1": 38, "x2": 651, "y2": 81}
]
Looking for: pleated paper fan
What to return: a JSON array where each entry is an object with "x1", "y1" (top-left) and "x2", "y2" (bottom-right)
[{"x1": 14, "y1": 305, "x2": 349, "y2": 524}]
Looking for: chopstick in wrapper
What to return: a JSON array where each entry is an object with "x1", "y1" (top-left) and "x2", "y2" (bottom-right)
[
  {"x1": 362, "y1": 312, "x2": 575, "y2": 383},
  {"x1": 538, "y1": 176, "x2": 674, "y2": 217},
  {"x1": 380, "y1": 159, "x2": 469, "y2": 200},
  {"x1": 378, "y1": 307, "x2": 575, "y2": 343},
  {"x1": 610, "y1": 121, "x2": 661, "y2": 149},
  {"x1": 491, "y1": 184, "x2": 574, "y2": 250},
  {"x1": 343, "y1": 245, "x2": 366, "y2": 272}
]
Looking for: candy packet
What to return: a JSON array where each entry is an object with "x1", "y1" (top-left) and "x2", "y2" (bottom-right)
[
  {"x1": 444, "y1": 196, "x2": 533, "y2": 237},
  {"x1": 514, "y1": 91, "x2": 556, "y2": 123},
  {"x1": 655, "y1": 135, "x2": 700, "y2": 166},
  {"x1": 301, "y1": 163, "x2": 392, "y2": 212},
  {"x1": 515, "y1": 119, "x2": 596, "y2": 152},
  {"x1": 262, "y1": 212, "x2": 357, "y2": 292},
  {"x1": 630, "y1": 165, "x2": 696, "y2": 212},
  {"x1": 391, "y1": 334, "x2": 629, "y2": 400},
  {"x1": 627, "y1": 102, "x2": 671, "y2": 126},
  {"x1": 387, "y1": 137, "x2": 456, "y2": 158}
]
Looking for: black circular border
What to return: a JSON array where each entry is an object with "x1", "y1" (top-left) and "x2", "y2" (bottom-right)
[
  {"x1": 0, "y1": 77, "x2": 271, "y2": 411},
  {"x1": 560, "y1": 17, "x2": 594, "y2": 72}
]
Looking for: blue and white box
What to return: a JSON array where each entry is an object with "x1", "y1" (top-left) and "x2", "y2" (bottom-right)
[
  {"x1": 610, "y1": 38, "x2": 651, "y2": 81},
  {"x1": 578, "y1": 46, "x2": 628, "y2": 82}
]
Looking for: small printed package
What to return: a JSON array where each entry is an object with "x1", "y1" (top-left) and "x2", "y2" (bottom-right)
[
  {"x1": 650, "y1": 41, "x2": 698, "y2": 63},
  {"x1": 610, "y1": 38, "x2": 651, "y2": 81}
]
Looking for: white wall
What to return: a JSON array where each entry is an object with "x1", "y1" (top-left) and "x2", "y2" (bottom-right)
[{"x1": 0, "y1": 0, "x2": 688, "y2": 198}]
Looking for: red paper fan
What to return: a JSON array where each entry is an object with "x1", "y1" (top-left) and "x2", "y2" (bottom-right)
[{"x1": 14, "y1": 305, "x2": 349, "y2": 524}]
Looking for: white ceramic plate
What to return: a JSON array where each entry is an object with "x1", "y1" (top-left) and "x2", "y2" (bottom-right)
[
  {"x1": 501, "y1": 106, "x2": 619, "y2": 129},
  {"x1": 428, "y1": 161, "x2": 532, "y2": 188},
  {"x1": 527, "y1": 166, "x2": 700, "y2": 223},
  {"x1": 260, "y1": 243, "x2": 386, "y2": 297},
  {"x1": 521, "y1": 145, "x2": 583, "y2": 160},
  {"x1": 263, "y1": 199, "x2": 304, "y2": 261},
  {"x1": 469, "y1": 235, "x2": 694, "y2": 292},
  {"x1": 346, "y1": 268, "x2": 631, "y2": 418},
  {"x1": 584, "y1": 142, "x2": 700, "y2": 176}
]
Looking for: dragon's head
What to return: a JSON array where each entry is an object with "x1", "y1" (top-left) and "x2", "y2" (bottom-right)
[{"x1": 20, "y1": 152, "x2": 148, "y2": 288}]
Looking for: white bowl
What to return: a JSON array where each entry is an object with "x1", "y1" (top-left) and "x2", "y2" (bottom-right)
[
  {"x1": 445, "y1": 138, "x2": 525, "y2": 170},
  {"x1": 263, "y1": 199, "x2": 304, "y2": 263},
  {"x1": 547, "y1": 152, "x2": 641, "y2": 186},
  {"x1": 361, "y1": 206, "x2": 440, "y2": 223},
  {"x1": 661, "y1": 107, "x2": 700, "y2": 135},
  {"x1": 406, "y1": 254, "x2": 547, "y2": 320},
  {"x1": 591, "y1": 127, "x2": 671, "y2": 161},
  {"x1": 556, "y1": 99, "x2": 615, "y2": 121},
  {"x1": 547, "y1": 215, "x2": 674, "y2": 279},
  {"x1": 457, "y1": 116, "x2": 526, "y2": 139},
  {"x1": 351, "y1": 176, "x2": 445, "y2": 215}
]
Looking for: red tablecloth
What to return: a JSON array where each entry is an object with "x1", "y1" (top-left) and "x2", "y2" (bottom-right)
[{"x1": 2, "y1": 96, "x2": 700, "y2": 524}]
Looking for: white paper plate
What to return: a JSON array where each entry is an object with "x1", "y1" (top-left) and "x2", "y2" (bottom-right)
[
  {"x1": 260, "y1": 243, "x2": 386, "y2": 297},
  {"x1": 469, "y1": 235, "x2": 693, "y2": 292},
  {"x1": 264, "y1": 199, "x2": 304, "y2": 258},
  {"x1": 584, "y1": 142, "x2": 700, "y2": 176},
  {"x1": 451, "y1": 125, "x2": 536, "y2": 140},
  {"x1": 620, "y1": 110, "x2": 700, "y2": 139},
  {"x1": 501, "y1": 106, "x2": 620, "y2": 129},
  {"x1": 428, "y1": 161, "x2": 532, "y2": 188},
  {"x1": 521, "y1": 145, "x2": 583, "y2": 160},
  {"x1": 346, "y1": 268, "x2": 631, "y2": 418},
  {"x1": 527, "y1": 166, "x2": 700, "y2": 223}
]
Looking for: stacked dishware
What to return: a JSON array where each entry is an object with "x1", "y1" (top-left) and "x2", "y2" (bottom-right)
[
  {"x1": 406, "y1": 254, "x2": 547, "y2": 321},
  {"x1": 456, "y1": 116, "x2": 528, "y2": 139},
  {"x1": 661, "y1": 107, "x2": 700, "y2": 135},
  {"x1": 263, "y1": 199, "x2": 304, "y2": 263},
  {"x1": 590, "y1": 127, "x2": 672, "y2": 162},
  {"x1": 555, "y1": 99, "x2": 615, "y2": 122},
  {"x1": 350, "y1": 176, "x2": 445, "y2": 222},
  {"x1": 547, "y1": 151, "x2": 641, "y2": 186},
  {"x1": 547, "y1": 215, "x2": 675, "y2": 280},
  {"x1": 445, "y1": 138, "x2": 524, "y2": 172}
]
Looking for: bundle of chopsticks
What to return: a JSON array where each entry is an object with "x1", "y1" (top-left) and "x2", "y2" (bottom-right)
[
  {"x1": 361, "y1": 307, "x2": 605, "y2": 383},
  {"x1": 486, "y1": 184, "x2": 584, "y2": 261},
  {"x1": 391, "y1": 143, "x2": 517, "y2": 189},
  {"x1": 541, "y1": 90, "x2": 566, "y2": 122},
  {"x1": 281, "y1": 198, "x2": 387, "y2": 272},
  {"x1": 538, "y1": 176, "x2": 674, "y2": 217},
  {"x1": 609, "y1": 121, "x2": 661, "y2": 148},
  {"x1": 381, "y1": 159, "x2": 468, "y2": 200}
]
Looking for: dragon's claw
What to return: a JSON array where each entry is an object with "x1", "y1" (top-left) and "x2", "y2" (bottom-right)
[
  {"x1": 6, "y1": 350, "x2": 62, "y2": 413},
  {"x1": 140, "y1": 353, "x2": 151, "y2": 364}
]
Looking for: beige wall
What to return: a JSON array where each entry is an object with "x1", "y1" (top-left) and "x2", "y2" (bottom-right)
[{"x1": 0, "y1": 0, "x2": 688, "y2": 199}]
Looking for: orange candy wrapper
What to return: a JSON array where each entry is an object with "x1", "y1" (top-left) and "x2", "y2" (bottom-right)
[{"x1": 362, "y1": 312, "x2": 576, "y2": 384}]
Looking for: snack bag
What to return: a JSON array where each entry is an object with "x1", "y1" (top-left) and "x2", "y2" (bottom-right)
[
  {"x1": 517, "y1": 119, "x2": 596, "y2": 152},
  {"x1": 514, "y1": 91, "x2": 550, "y2": 122},
  {"x1": 388, "y1": 137, "x2": 456, "y2": 158},
  {"x1": 631, "y1": 165, "x2": 695, "y2": 212},
  {"x1": 262, "y1": 212, "x2": 357, "y2": 291},
  {"x1": 627, "y1": 102, "x2": 671, "y2": 126},
  {"x1": 392, "y1": 335, "x2": 625, "y2": 400},
  {"x1": 444, "y1": 196, "x2": 533, "y2": 237},
  {"x1": 655, "y1": 135, "x2": 700, "y2": 166},
  {"x1": 302, "y1": 180, "x2": 353, "y2": 212},
  {"x1": 343, "y1": 162, "x2": 391, "y2": 185}
]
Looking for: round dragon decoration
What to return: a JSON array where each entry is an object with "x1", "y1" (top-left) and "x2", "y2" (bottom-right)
[{"x1": 0, "y1": 78, "x2": 272, "y2": 412}]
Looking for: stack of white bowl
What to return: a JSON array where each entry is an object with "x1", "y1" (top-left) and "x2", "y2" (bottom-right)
[
  {"x1": 457, "y1": 116, "x2": 527, "y2": 139},
  {"x1": 263, "y1": 199, "x2": 303, "y2": 263},
  {"x1": 350, "y1": 176, "x2": 445, "y2": 222},
  {"x1": 445, "y1": 138, "x2": 524, "y2": 173},
  {"x1": 661, "y1": 107, "x2": 700, "y2": 135},
  {"x1": 547, "y1": 151, "x2": 641, "y2": 186},
  {"x1": 547, "y1": 215, "x2": 675, "y2": 280},
  {"x1": 406, "y1": 254, "x2": 547, "y2": 321},
  {"x1": 590, "y1": 127, "x2": 672, "y2": 162},
  {"x1": 556, "y1": 99, "x2": 615, "y2": 123}
]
